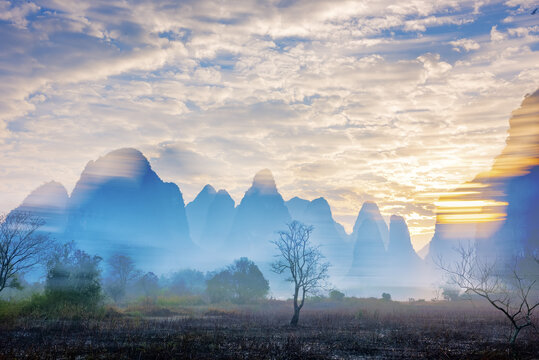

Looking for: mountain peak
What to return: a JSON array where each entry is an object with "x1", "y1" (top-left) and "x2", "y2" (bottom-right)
[
  {"x1": 250, "y1": 169, "x2": 278, "y2": 194},
  {"x1": 388, "y1": 214, "x2": 422, "y2": 264},
  {"x1": 353, "y1": 200, "x2": 389, "y2": 248},
  {"x1": 216, "y1": 189, "x2": 232, "y2": 197},
  {"x1": 311, "y1": 197, "x2": 330, "y2": 208},
  {"x1": 361, "y1": 201, "x2": 380, "y2": 212},
  {"x1": 201, "y1": 184, "x2": 217, "y2": 195},
  {"x1": 308, "y1": 197, "x2": 332, "y2": 217},
  {"x1": 188, "y1": 184, "x2": 218, "y2": 210},
  {"x1": 82, "y1": 148, "x2": 151, "y2": 181},
  {"x1": 388, "y1": 215, "x2": 414, "y2": 250},
  {"x1": 21, "y1": 181, "x2": 68, "y2": 209},
  {"x1": 354, "y1": 201, "x2": 383, "y2": 228},
  {"x1": 70, "y1": 148, "x2": 160, "y2": 206},
  {"x1": 285, "y1": 197, "x2": 310, "y2": 220}
]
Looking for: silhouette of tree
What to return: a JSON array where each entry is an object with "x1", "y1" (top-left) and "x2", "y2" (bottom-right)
[
  {"x1": 329, "y1": 289, "x2": 345, "y2": 301},
  {"x1": 166, "y1": 269, "x2": 206, "y2": 296},
  {"x1": 438, "y1": 243, "x2": 539, "y2": 344},
  {"x1": 0, "y1": 211, "x2": 52, "y2": 293},
  {"x1": 206, "y1": 269, "x2": 234, "y2": 303},
  {"x1": 271, "y1": 221, "x2": 329, "y2": 326},
  {"x1": 138, "y1": 272, "x2": 159, "y2": 298},
  {"x1": 442, "y1": 287, "x2": 460, "y2": 301},
  {"x1": 232, "y1": 257, "x2": 269, "y2": 303},
  {"x1": 206, "y1": 257, "x2": 269, "y2": 304},
  {"x1": 105, "y1": 253, "x2": 138, "y2": 303},
  {"x1": 46, "y1": 242, "x2": 102, "y2": 309}
]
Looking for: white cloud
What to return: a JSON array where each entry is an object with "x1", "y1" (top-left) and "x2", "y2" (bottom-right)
[
  {"x1": 450, "y1": 38, "x2": 481, "y2": 52},
  {"x1": 404, "y1": 15, "x2": 474, "y2": 32},
  {"x1": 0, "y1": 0, "x2": 39, "y2": 29},
  {"x1": 504, "y1": 0, "x2": 536, "y2": 8},
  {"x1": 0, "y1": 0, "x2": 538, "y2": 249},
  {"x1": 490, "y1": 25, "x2": 507, "y2": 41}
]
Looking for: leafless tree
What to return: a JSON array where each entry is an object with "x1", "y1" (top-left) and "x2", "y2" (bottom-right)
[
  {"x1": 106, "y1": 253, "x2": 138, "y2": 303},
  {"x1": 271, "y1": 221, "x2": 330, "y2": 326},
  {"x1": 0, "y1": 211, "x2": 52, "y2": 293},
  {"x1": 437, "y1": 243, "x2": 539, "y2": 344}
]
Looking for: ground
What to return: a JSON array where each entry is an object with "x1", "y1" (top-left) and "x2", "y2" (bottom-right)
[{"x1": 1, "y1": 299, "x2": 537, "y2": 359}]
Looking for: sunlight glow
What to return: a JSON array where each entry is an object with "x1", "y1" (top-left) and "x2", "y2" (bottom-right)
[
  {"x1": 434, "y1": 91, "x2": 538, "y2": 227},
  {"x1": 437, "y1": 213, "x2": 507, "y2": 223},
  {"x1": 434, "y1": 200, "x2": 508, "y2": 208}
]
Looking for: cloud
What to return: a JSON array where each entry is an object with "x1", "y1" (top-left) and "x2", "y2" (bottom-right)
[
  {"x1": 490, "y1": 25, "x2": 507, "y2": 41},
  {"x1": 450, "y1": 38, "x2": 481, "y2": 52},
  {"x1": 0, "y1": 1, "x2": 39, "y2": 29},
  {"x1": 0, "y1": 0, "x2": 538, "y2": 248},
  {"x1": 403, "y1": 15, "x2": 474, "y2": 32},
  {"x1": 504, "y1": 0, "x2": 537, "y2": 9}
]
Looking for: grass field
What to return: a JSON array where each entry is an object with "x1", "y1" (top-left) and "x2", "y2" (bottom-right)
[{"x1": 1, "y1": 298, "x2": 537, "y2": 359}]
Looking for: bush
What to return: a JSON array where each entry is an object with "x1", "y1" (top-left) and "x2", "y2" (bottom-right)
[
  {"x1": 0, "y1": 299, "x2": 25, "y2": 323},
  {"x1": 381, "y1": 293, "x2": 392, "y2": 301},
  {"x1": 43, "y1": 243, "x2": 103, "y2": 313},
  {"x1": 206, "y1": 257, "x2": 269, "y2": 304},
  {"x1": 329, "y1": 290, "x2": 345, "y2": 301},
  {"x1": 206, "y1": 270, "x2": 234, "y2": 303},
  {"x1": 0, "y1": 241, "x2": 114, "y2": 321},
  {"x1": 442, "y1": 287, "x2": 461, "y2": 301},
  {"x1": 23, "y1": 293, "x2": 92, "y2": 319},
  {"x1": 1, "y1": 293, "x2": 114, "y2": 321},
  {"x1": 136, "y1": 272, "x2": 159, "y2": 299},
  {"x1": 162, "y1": 269, "x2": 206, "y2": 296},
  {"x1": 1, "y1": 293, "x2": 101, "y2": 322}
]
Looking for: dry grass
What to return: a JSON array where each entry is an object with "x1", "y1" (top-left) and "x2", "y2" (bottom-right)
[{"x1": 1, "y1": 299, "x2": 537, "y2": 359}]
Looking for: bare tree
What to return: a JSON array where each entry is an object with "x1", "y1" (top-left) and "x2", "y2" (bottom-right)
[
  {"x1": 271, "y1": 221, "x2": 330, "y2": 326},
  {"x1": 0, "y1": 211, "x2": 52, "y2": 293},
  {"x1": 438, "y1": 243, "x2": 539, "y2": 344},
  {"x1": 106, "y1": 253, "x2": 138, "y2": 302},
  {"x1": 138, "y1": 271, "x2": 159, "y2": 300}
]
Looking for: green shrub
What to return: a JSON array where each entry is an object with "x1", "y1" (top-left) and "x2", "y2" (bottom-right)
[
  {"x1": 18, "y1": 292, "x2": 108, "y2": 320},
  {"x1": 0, "y1": 299, "x2": 26, "y2": 324},
  {"x1": 329, "y1": 290, "x2": 345, "y2": 301},
  {"x1": 45, "y1": 243, "x2": 103, "y2": 311},
  {"x1": 206, "y1": 258, "x2": 269, "y2": 304},
  {"x1": 2, "y1": 243, "x2": 107, "y2": 320}
]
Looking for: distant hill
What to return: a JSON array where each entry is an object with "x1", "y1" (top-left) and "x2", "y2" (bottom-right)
[
  {"x1": 12, "y1": 86, "x2": 537, "y2": 297},
  {"x1": 347, "y1": 203, "x2": 427, "y2": 289},
  {"x1": 186, "y1": 185, "x2": 235, "y2": 252},
  {"x1": 15, "y1": 181, "x2": 68, "y2": 236},
  {"x1": 226, "y1": 169, "x2": 291, "y2": 262},
  {"x1": 352, "y1": 201, "x2": 389, "y2": 249},
  {"x1": 186, "y1": 184, "x2": 217, "y2": 246},
  {"x1": 386, "y1": 215, "x2": 426, "y2": 284},
  {"x1": 285, "y1": 196, "x2": 352, "y2": 277},
  {"x1": 66, "y1": 148, "x2": 195, "y2": 273}
]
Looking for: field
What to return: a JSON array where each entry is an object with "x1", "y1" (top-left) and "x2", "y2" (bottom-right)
[{"x1": 1, "y1": 299, "x2": 537, "y2": 359}]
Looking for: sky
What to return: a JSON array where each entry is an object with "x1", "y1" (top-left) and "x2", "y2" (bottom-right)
[{"x1": 1, "y1": 0, "x2": 538, "y2": 250}]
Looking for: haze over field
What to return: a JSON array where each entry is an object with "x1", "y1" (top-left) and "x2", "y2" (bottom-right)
[
  {"x1": 2, "y1": 3, "x2": 539, "y2": 359},
  {"x1": 8, "y1": 87, "x2": 537, "y2": 299},
  {"x1": 1, "y1": 0, "x2": 539, "y2": 252}
]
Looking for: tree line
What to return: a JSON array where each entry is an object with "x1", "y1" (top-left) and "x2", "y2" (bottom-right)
[
  {"x1": 1, "y1": 210, "x2": 538, "y2": 341},
  {"x1": 0, "y1": 211, "x2": 328, "y2": 324}
]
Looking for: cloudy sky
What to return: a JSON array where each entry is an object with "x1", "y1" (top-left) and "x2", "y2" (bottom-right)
[{"x1": 1, "y1": 0, "x2": 538, "y2": 249}]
